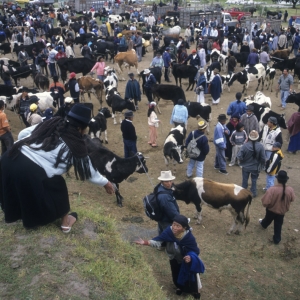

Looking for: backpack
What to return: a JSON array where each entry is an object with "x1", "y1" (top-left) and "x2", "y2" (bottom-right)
[
  {"x1": 207, "y1": 39, "x2": 213, "y2": 50},
  {"x1": 186, "y1": 131, "x2": 203, "y2": 159},
  {"x1": 143, "y1": 191, "x2": 168, "y2": 221}
]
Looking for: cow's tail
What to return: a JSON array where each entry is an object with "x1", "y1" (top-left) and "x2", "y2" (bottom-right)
[{"x1": 244, "y1": 194, "x2": 252, "y2": 229}]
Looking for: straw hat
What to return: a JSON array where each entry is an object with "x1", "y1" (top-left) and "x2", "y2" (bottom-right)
[
  {"x1": 249, "y1": 130, "x2": 259, "y2": 141},
  {"x1": 198, "y1": 120, "x2": 207, "y2": 130},
  {"x1": 157, "y1": 170, "x2": 175, "y2": 181}
]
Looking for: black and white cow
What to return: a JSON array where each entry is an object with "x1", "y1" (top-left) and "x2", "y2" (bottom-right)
[
  {"x1": 8, "y1": 64, "x2": 34, "y2": 86},
  {"x1": 85, "y1": 136, "x2": 148, "y2": 207},
  {"x1": 184, "y1": 102, "x2": 212, "y2": 133},
  {"x1": 286, "y1": 92, "x2": 300, "y2": 112},
  {"x1": 88, "y1": 107, "x2": 112, "y2": 143},
  {"x1": 265, "y1": 66, "x2": 276, "y2": 92},
  {"x1": 173, "y1": 178, "x2": 252, "y2": 234},
  {"x1": 249, "y1": 103, "x2": 286, "y2": 131},
  {"x1": 103, "y1": 68, "x2": 118, "y2": 89},
  {"x1": 228, "y1": 64, "x2": 267, "y2": 95},
  {"x1": 106, "y1": 87, "x2": 136, "y2": 124},
  {"x1": 163, "y1": 125, "x2": 186, "y2": 174}
]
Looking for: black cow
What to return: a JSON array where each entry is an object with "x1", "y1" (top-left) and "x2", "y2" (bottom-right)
[
  {"x1": 163, "y1": 36, "x2": 179, "y2": 47},
  {"x1": 84, "y1": 136, "x2": 148, "y2": 207},
  {"x1": 88, "y1": 107, "x2": 112, "y2": 143},
  {"x1": 0, "y1": 43, "x2": 11, "y2": 55},
  {"x1": 163, "y1": 125, "x2": 186, "y2": 173},
  {"x1": 142, "y1": 33, "x2": 152, "y2": 41},
  {"x1": 139, "y1": 67, "x2": 162, "y2": 94},
  {"x1": 106, "y1": 88, "x2": 136, "y2": 124},
  {"x1": 90, "y1": 41, "x2": 115, "y2": 61},
  {"x1": 0, "y1": 58, "x2": 20, "y2": 68},
  {"x1": 172, "y1": 63, "x2": 198, "y2": 91},
  {"x1": 46, "y1": 27, "x2": 61, "y2": 39},
  {"x1": 0, "y1": 85, "x2": 22, "y2": 97},
  {"x1": 184, "y1": 102, "x2": 212, "y2": 133},
  {"x1": 151, "y1": 84, "x2": 186, "y2": 109},
  {"x1": 272, "y1": 58, "x2": 296, "y2": 72},
  {"x1": 8, "y1": 64, "x2": 33, "y2": 86},
  {"x1": 233, "y1": 52, "x2": 249, "y2": 67},
  {"x1": 286, "y1": 92, "x2": 300, "y2": 112},
  {"x1": 13, "y1": 41, "x2": 45, "y2": 58},
  {"x1": 267, "y1": 11, "x2": 281, "y2": 18},
  {"x1": 56, "y1": 57, "x2": 96, "y2": 82}
]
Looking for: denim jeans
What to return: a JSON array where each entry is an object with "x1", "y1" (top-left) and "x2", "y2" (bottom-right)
[
  {"x1": 214, "y1": 146, "x2": 226, "y2": 171},
  {"x1": 97, "y1": 75, "x2": 105, "y2": 81},
  {"x1": 49, "y1": 63, "x2": 57, "y2": 77},
  {"x1": 242, "y1": 168, "x2": 258, "y2": 196},
  {"x1": 280, "y1": 90, "x2": 290, "y2": 108},
  {"x1": 266, "y1": 174, "x2": 275, "y2": 189},
  {"x1": 261, "y1": 208, "x2": 284, "y2": 244},
  {"x1": 145, "y1": 88, "x2": 153, "y2": 103},
  {"x1": 187, "y1": 159, "x2": 204, "y2": 177},
  {"x1": 0, "y1": 131, "x2": 14, "y2": 155},
  {"x1": 123, "y1": 139, "x2": 137, "y2": 158}
]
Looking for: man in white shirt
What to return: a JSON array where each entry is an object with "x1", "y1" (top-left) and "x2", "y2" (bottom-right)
[
  {"x1": 148, "y1": 13, "x2": 155, "y2": 26},
  {"x1": 210, "y1": 27, "x2": 218, "y2": 37},
  {"x1": 130, "y1": 23, "x2": 136, "y2": 31}
]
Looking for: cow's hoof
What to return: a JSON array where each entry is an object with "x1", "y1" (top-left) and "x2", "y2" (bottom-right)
[
  {"x1": 105, "y1": 140, "x2": 108, "y2": 144},
  {"x1": 114, "y1": 122, "x2": 117, "y2": 125},
  {"x1": 234, "y1": 231, "x2": 241, "y2": 235},
  {"x1": 226, "y1": 231, "x2": 232, "y2": 235}
]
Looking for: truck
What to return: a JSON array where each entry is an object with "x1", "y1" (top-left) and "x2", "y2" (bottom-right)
[
  {"x1": 196, "y1": 12, "x2": 239, "y2": 27},
  {"x1": 225, "y1": 8, "x2": 251, "y2": 18}
]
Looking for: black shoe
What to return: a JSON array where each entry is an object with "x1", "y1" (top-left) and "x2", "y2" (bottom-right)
[
  {"x1": 219, "y1": 170, "x2": 228, "y2": 175},
  {"x1": 193, "y1": 293, "x2": 201, "y2": 299},
  {"x1": 214, "y1": 166, "x2": 219, "y2": 170},
  {"x1": 176, "y1": 289, "x2": 183, "y2": 295}
]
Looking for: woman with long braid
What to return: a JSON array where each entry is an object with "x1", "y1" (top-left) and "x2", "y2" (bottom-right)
[
  {"x1": 0, "y1": 104, "x2": 115, "y2": 233},
  {"x1": 259, "y1": 170, "x2": 295, "y2": 244},
  {"x1": 237, "y1": 130, "x2": 266, "y2": 198}
]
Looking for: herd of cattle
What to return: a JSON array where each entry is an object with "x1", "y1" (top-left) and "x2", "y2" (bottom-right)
[{"x1": 1, "y1": 5, "x2": 300, "y2": 233}]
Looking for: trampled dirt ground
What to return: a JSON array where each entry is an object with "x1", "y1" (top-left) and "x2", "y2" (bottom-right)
[{"x1": 1, "y1": 43, "x2": 300, "y2": 299}]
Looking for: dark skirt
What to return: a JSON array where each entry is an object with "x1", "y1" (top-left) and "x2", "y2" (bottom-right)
[
  {"x1": 169, "y1": 259, "x2": 198, "y2": 294},
  {"x1": 288, "y1": 132, "x2": 300, "y2": 152},
  {"x1": 1, "y1": 151, "x2": 70, "y2": 228}
]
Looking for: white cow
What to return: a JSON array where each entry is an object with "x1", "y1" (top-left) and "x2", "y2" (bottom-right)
[
  {"x1": 1, "y1": 92, "x2": 57, "y2": 112},
  {"x1": 108, "y1": 15, "x2": 123, "y2": 23}
]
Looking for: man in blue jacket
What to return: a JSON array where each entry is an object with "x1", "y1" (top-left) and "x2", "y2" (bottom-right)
[
  {"x1": 214, "y1": 114, "x2": 230, "y2": 175},
  {"x1": 143, "y1": 69, "x2": 157, "y2": 104},
  {"x1": 163, "y1": 47, "x2": 172, "y2": 82},
  {"x1": 155, "y1": 171, "x2": 179, "y2": 234},
  {"x1": 227, "y1": 92, "x2": 247, "y2": 118},
  {"x1": 186, "y1": 121, "x2": 210, "y2": 178}
]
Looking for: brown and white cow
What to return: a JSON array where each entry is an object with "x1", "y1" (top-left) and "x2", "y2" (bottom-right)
[
  {"x1": 77, "y1": 76, "x2": 104, "y2": 107},
  {"x1": 173, "y1": 178, "x2": 252, "y2": 234},
  {"x1": 114, "y1": 49, "x2": 139, "y2": 80}
]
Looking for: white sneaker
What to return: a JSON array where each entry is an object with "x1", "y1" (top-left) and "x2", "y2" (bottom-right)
[{"x1": 229, "y1": 163, "x2": 234, "y2": 167}]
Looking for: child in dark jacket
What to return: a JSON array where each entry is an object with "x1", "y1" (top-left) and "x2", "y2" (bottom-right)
[
  {"x1": 264, "y1": 142, "x2": 284, "y2": 190},
  {"x1": 229, "y1": 123, "x2": 248, "y2": 167}
]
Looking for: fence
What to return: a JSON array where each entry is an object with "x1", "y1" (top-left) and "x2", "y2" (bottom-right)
[
  {"x1": 179, "y1": 11, "x2": 223, "y2": 27},
  {"x1": 240, "y1": 16, "x2": 282, "y2": 33}
]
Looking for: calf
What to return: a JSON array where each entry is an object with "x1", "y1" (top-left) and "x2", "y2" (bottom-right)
[
  {"x1": 184, "y1": 101, "x2": 212, "y2": 133},
  {"x1": 172, "y1": 63, "x2": 198, "y2": 91},
  {"x1": 286, "y1": 92, "x2": 300, "y2": 112},
  {"x1": 173, "y1": 178, "x2": 252, "y2": 234},
  {"x1": 265, "y1": 66, "x2": 276, "y2": 92},
  {"x1": 85, "y1": 136, "x2": 148, "y2": 207},
  {"x1": 139, "y1": 67, "x2": 162, "y2": 94},
  {"x1": 228, "y1": 64, "x2": 266, "y2": 95},
  {"x1": 78, "y1": 76, "x2": 104, "y2": 107},
  {"x1": 88, "y1": 107, "x2": 112, "y2": 143},
  {"x1": 106, "y1": 87, "x2": 136, "y2": 124},
  {"x1": 244, "y1": 91, "x2": 272, "y2": 108},
  {"x1": 163, "y1": 125, "x2": 186, "y2": 174}
]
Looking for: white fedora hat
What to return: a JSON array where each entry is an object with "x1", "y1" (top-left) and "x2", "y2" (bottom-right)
[
  {"x1": 157, "y1": 170, "x2": 175, "y2": 181},
  {"x1": 144, "y1": 69, "x2": 150, "y2": 74}
]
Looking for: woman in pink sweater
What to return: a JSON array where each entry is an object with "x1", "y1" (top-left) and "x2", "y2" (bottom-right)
[{"x1": 90, "y1": 57, "x2": 106, "y2": 81}]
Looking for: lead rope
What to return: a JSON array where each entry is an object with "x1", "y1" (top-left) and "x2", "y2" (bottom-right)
[{"x1": 136, "y1": 153, "x2": 154, "y2": 188}]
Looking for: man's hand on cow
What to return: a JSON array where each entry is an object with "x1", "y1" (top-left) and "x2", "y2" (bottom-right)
[{"x1": 104, "y1": 181, "x2": 115, "y2": 194}]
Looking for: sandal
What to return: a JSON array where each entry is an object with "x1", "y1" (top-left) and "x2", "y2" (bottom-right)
[{"x1": 61, "y1": 212, "x2": 78, "y2": 234}]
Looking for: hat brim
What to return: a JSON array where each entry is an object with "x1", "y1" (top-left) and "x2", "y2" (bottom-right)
[
  {"x1": 249, "y1": 136, "x2": 259, "y2": 141},
  {"x1": 157, "y1": 175, "x2": 176, "y2": 181},
  {"x1": 68, "y1": 111, "x2": 90, "y2": 125}
]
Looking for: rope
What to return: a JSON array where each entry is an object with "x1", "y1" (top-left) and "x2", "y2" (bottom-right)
[{"x1": 136, "y1": 154, "x2": 154, "y2": 188}]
